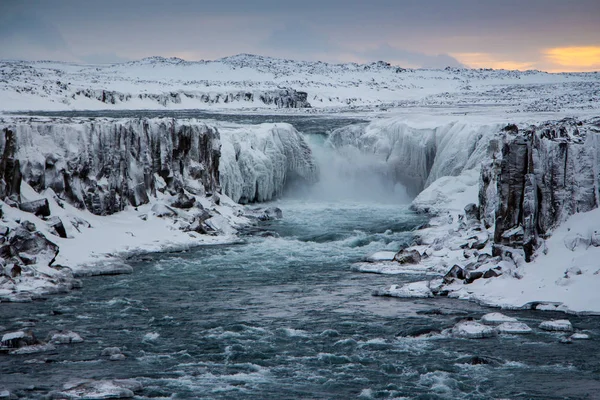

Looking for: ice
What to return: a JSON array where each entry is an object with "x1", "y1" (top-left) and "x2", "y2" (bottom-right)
[
  {"x1": 219, "y1": 123, "x2": 317, "y2": 203},
  {"x1": 328, "y1": 118, "x2": 502, "y2": 196}
]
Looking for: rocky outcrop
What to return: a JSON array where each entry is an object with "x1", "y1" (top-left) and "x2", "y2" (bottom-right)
[
  {"x1": 73, "y1": 88, "x2": 311, "y2": 108},
  {"x1": 0, "y1": 118, "x2": 221, "y2": 215},
  {"x1": 480, "y1": 118, "x2": 600, "y2": 260}
]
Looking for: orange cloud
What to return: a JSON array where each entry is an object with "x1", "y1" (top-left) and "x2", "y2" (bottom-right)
[
  {"x1": 451, "y1": 52, "x2": 535, "y2": 71},
  {"x1": 544, "y1": 46, "x2": 600, "y2": 70}
]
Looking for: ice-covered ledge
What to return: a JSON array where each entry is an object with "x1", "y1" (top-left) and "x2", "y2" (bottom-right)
[{"x1": 364, "y1": 117, "x2": 600, "y2": 314}]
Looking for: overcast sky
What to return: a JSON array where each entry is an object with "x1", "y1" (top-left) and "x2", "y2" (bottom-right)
[{"x1": 1, "y1": 0, "x2": 599, "y2": 71}]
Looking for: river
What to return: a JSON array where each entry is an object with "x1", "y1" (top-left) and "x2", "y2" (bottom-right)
[{"x1": 1, "y1": 113, "x2": 599, "y2": 399}]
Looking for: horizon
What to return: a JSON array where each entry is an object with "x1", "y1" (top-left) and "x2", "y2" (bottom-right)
[
  {"x1": 1, "y1": 0, "x2": 599, "y2": 73},
  {"x1": 3, "y1": 52, "x2": 599, "y2": 74}
]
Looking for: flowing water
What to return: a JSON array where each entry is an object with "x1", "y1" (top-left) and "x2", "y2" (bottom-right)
[{"x1": 1, "y1": 113, "x2": 600, "y2": 399}]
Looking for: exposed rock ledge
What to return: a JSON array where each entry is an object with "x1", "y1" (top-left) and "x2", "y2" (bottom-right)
[{"x1": 364, "y1": 117, "x2": 600, "y2": 314}]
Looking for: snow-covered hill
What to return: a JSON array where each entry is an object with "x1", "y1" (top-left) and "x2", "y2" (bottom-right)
[{"x1": 1, "y1": 54, "x2": 599, "y2": 112}]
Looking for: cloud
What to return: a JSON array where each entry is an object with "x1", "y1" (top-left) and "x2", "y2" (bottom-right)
[
  {"x1": 79, "y1": 52, "x2": 131, "y2": 64},
  {"x1": 359, "y1": 44, "x2": 464, "y2": 68},
  {"x1": 544, "y1": 46, "x2": 600, "y2": 70},
  {"x1": 452, "y1": 52, "x2": 536, "y2": 71},
  {"x1": 0, "y1": 10, "x2": 73, "y2": 60},
  {"x1": 261, "y1": 23, "x2": 334, "y2": 56}
]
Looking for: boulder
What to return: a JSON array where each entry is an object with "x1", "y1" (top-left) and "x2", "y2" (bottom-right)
[
  {"x1": 539, "y1": 319, "x2": 573, "y2": 332},
  {"x1": 393, "y1": 249, "x2": 421, "y2": 264},
  {"x1": 9, "y1": 226, "x2": 59, "y2": 261},
  {"x1": 496, "y1": 322, "x2": 532, "y2": 334},
  {"x1": 452, "y1": 321, "x2": 496, "y2": 339},
  {"x1": 483, "y1": 268, "x2": 500, "y2": 278},
  {"x1": 170, "y1": 191, "x2": 195, "y2": 209},
  {"x1": 443, "y1": 265, "x2": 465, "y2": 284},
  {"x1": 151, "y1": 203, "x2": 177, "y2": 218},
  {"x1": 47, "y1": 216, "x2": 67, "y2": 238},
  {"x1": 1, "y1": 330, "x2": 38, "y2": 348},
  {"x1": 48, "y1": 331, "x2": 84, "y2": 344},
  {"x1": 464, "y1": 203, "x2": 480, "y2": 222},
  {"x1": 464, "y1": 270, "x2": 484, "y2": 284},
  {"x1": 19, "y1": 198, "x2": 51, "y2": 217},
  {"x1": 481, "y1": 313, "x2": 517, "y2": 325}
]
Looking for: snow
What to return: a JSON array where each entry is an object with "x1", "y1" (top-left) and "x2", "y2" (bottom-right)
[{"x1": 464, "y1": 208, "x2": 600, "y2": 313}]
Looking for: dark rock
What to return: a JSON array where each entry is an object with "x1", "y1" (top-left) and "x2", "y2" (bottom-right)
[
  {"x1": 393, "y1": 249, "x2": 422, "y2": 264},
  {"x1": 47, "y1": 216, "x2": 67, "y2": 238},
  {"x1": 9, "y1": 226, "x2": 59, "y2": 260},
  {"x1": 486, "y1": 118, "x2": 600, "y2": 262},
  {"x1": 464, "y1": 270, "x2": 484, "y2": 284},
  {"x1": 483, "y1": 268, "x2": 500, "y2": 278},
  {"x1": 0, "y1": 128, "x2": 22, "y2": 203},
  {"x1": 456, "y1": 355, "x2": 502, "y2": 366},
  {"x1": 0, "y1": 225, "x2": 9, "y2": 237},
  {"x1": 443, "y1": 264, "x2": 465, "y2": 284},
  {"x1": 19, "y1": 199, "x2": 51, "y2": 217},
  {"x1": 22, "y1": 220, "x2": 37, "y2": 232},
  {"x1": 464, "y1": 203, "x2": 480, "y2": 221},
  {"x1": 259, "y1": 207, "x2": 283, "y2": 221},
  {"x1": 171, "y1": 190, "x2": 195, "y2": 209},
  {"x1": 7, "y1": 264, "x2": 21, "y2": 277}
]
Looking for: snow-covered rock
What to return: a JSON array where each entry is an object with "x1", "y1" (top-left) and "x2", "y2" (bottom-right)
[
  {"x1": 51, "y1": 379, "x2": 142, "y2": 399},
  {"x1": 451, "y1": 321, "x2": 496, "y2": 339},
  {"x1": 0, "y1": 117, "x2": 222, "y2": 215},
  {"x1": 480, "y1": 313, "x2": 518, "y2": 325},
  {"x1": 496, "y1": 322, "x2": 532, "y2": 334},
  {"x1": 365, "y1": 251, "x2": 397, "y2": 262},
  {"x1": 570, "y1": 333, "x2": 590, "y2": 340},
  {"x1": 376, "y1": 281, "x2": 433, "y2": 298},
  {"x1": 539, "y1": 319, "x2": 573, "y2": 332}
]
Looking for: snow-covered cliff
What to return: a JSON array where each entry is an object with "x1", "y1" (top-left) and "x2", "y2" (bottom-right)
[
  {"x1": 0, "y1": 118, "x2": 221, "y2": 215},
  {"x1": 327, "y1": 119, "x2": 501, "y2": 196},
  {"x1": 481, "y1": 118, "x2": 600, "y2": 261}
]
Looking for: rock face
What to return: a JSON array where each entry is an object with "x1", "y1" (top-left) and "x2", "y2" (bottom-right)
[
  {"x1": 0, "y1": 118, "x2": 221, "y2": 215},
  {"x1": 61, "y1": 88, "x2": 310, "y2": 109},
  {"x1": 480, "y1": 118, "x2": 600, "y2": 261}
]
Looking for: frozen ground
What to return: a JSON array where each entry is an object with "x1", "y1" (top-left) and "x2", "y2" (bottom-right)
[{"x1": 1, "y1": 54, "x2": 599, "y2": 113}]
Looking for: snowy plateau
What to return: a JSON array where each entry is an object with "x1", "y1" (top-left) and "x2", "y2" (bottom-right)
[{"x1": 1, "y1": 53, "x2": 600, "y2": 317}]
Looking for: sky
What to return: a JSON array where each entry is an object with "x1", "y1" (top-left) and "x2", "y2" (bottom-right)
[{"x1": 1, "y1": 0, "x2": 599, "y2": 72}]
